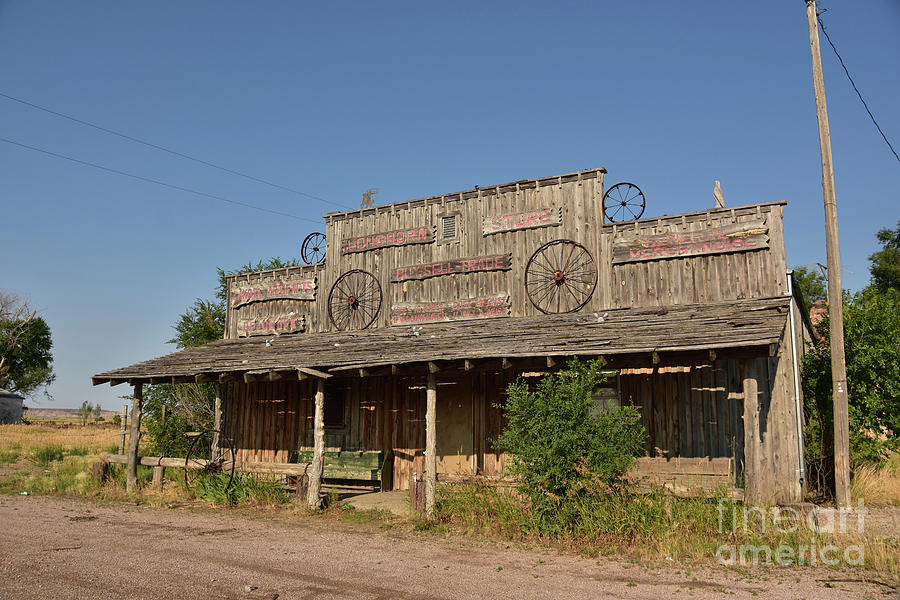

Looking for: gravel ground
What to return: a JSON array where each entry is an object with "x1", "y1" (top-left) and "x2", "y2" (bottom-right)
[{"x1": 0, "y1": 494, "x2": 894, "y2": 600}]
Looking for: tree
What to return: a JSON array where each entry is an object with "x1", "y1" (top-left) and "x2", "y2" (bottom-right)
[
  {"x1": 802, "y1": 224, "x2": 900, "y2": 492},
  {"x1": 143, "y1": 257, "x2": 299, "y2": 456},
  {"x1": 869, "y1": 220, "x2": 900, "y2": 292},
  {"x1": 791, "y1": 265, "x2": 827, "y2": 305},
  {"x1": 77, "y1": 400, "x2": 96, "y2": 426},
  {"x1": 0, "y1": 292, "x2": 55, "y2": 398}
]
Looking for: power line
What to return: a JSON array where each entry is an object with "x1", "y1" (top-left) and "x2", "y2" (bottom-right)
[
  {"x1": 816, "y1": 13, "x2": 900, "y2": 167},
  {"x1": 0, "y1": 135, "x2": 323, "y2": 224},
  {"x1": 0, "y1": 91, "x2": 352, "y2": 209}
]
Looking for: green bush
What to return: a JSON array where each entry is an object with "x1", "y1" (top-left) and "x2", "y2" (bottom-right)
[
  {"x1": 495, "y1": 357, "x2": 646, "y2": 521},
  {"x1": 803, "y1": 287, "x2": 900, "y2": 492}
]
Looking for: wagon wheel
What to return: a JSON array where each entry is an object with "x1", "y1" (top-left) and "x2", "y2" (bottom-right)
[
  {"x1": 602, "y1": 182, "x2": 646, "y2": 222},
  {"x1": 184, "y1": 429, "x2": 236, "y2": 494},
  {"x1": 525, "y1": 239, "x2": 597, "y2": 314},
  {"x1": 328, "y1": 269, "x2": 382, "y2": 330},
  {"x1": 301, "y1": 232, "x2": 326, "y2": 264}
]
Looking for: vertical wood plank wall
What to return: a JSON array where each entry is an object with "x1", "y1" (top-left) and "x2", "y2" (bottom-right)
[
  {"x1": 223, "y1": 351, "x2": 801, "y2": 502},
  {"x1": 620, "y1": 352, "x2": 801, "y2": 504},
  {"x1": 223, "y1": 371, "x2": 513, "y2": 491}
]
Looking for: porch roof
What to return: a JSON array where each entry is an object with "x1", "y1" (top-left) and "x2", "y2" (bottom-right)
[{"x1": 92, "y1": 296, "x2": 791, "y2": 386}]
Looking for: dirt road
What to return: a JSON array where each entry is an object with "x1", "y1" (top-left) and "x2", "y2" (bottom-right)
[{"x1": 0, "y1": 495, "x2": 892, "y2": 599}]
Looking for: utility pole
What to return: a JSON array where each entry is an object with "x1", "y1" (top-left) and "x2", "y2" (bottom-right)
[{"x1": 806, "y1": 0, "x2": 851, "y2": 507}]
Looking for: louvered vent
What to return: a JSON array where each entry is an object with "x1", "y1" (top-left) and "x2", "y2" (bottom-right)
[{"x1": 440, "y1": 215, "x2": 457, "y2": 240}]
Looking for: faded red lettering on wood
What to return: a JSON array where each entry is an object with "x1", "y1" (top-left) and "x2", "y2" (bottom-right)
[
  {"x1": 342, "y1": 226, "x2": 434, "y2": 254},
  {"x1": 391, "y1": 294, "x2": 510, "y2": 325},
  {"x1": 483, "y1": 207, "x2": 561, "y2": 235},
  {"x1": 392, "y1": 254, "x2": 512, "y2": 282},
  {"x1": 231, "y1": 274, "x2": 317, "y2": 307},
  {"x1": 238, "y1": 314, "x2": 306, "y2": 337},
  {"x1": 611, "y1": 221, "x2": 769, "y2": 264}
]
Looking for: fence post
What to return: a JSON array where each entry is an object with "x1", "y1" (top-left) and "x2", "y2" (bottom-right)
[
  {"x1": 151, "y1": 405, "x2": 166, "y2": 491},
  {"x1": 118, "y1": 404, "x2": 128, "y2": 454}
]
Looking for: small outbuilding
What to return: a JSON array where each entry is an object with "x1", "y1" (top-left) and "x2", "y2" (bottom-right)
[{"x1": 0, "y1": 389, "x2": 25, "y2": 424}]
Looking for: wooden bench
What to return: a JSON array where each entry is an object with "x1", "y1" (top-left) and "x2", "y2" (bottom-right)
[{"x1": 291, "y1": 450, "x2": 393, "y2": 491}]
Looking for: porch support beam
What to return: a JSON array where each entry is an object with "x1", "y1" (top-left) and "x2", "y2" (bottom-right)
[
  {"x1": 212, "y1": 383, "x2": 223, "y2": 458},
  {"x1": 425, "y1": 372, "x2": 437, "y2": 517},
  {"x1": 125, "y1": 383, "x2": 144, "y2": 493},
  {"x1": 307, "y1": 377, "x2": 326, "y2": 510}
]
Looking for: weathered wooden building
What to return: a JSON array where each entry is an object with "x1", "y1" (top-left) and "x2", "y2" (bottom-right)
[{"x1": 93, "y1": 167, "x2": 811, "y2": 507}]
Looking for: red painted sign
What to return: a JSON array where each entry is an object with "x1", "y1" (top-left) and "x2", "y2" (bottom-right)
[
  {"x1": 238, "y1": 315, "x2": 306, "y2": 337},
  {"x1": 391, "y1": 254, "x2": 512, "y2": 282},
  {"x1": 611, "y1": 221, "x2": 769, "y2": 263},
  {"x1": 342, "y1": 227, "x2": 433, "y2": 254},
  {"x1": 231, "y1": 277, "x2": 316, "y2": 307},
  {"x1": 483, "y1": 207, "x2": 561, "y2": 235},
  {"x1": 391, "y1": 294, "x2": 510, "y2": 325}
]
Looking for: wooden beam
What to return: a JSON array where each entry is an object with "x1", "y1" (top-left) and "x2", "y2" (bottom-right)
[
  {"x1": 212, "y1": 384, "x2": 222, "y2": 458},
  {"x1": 391, "y1": 365, "x2": 399, "y2": 375},
  {"x1": 652, "y1": 351, "x2": 660, "y2": 365},
  {"x1": 464, "y1": 359, "x2": 475, "y2": 371},
  {"x1": 359, "y1": 368, "x2": 370, "y2": 378},
  {"x1": 428, "y1": 361, "x2": 440, "y2": 374},
  {"x1": 218, "y1": 372, "x2": 239, "y2": 383},
  {"x1": 125, "y1": 383, "x2": 143, "y2": 493},
  {"x1": 118, "y1": 404, "x2": 127, "y2": 454},
  {"x1": 299, "y1": 367, "x2": 333, "y2": 379},
  {"x1": 546, "y1": 356, "x2": 557, "y2": 368},
  {"x1": 194, "y1": 373, "x2": 215, "y2": 383},
  {"x1": 425, "y1": 372, "x2": 437, "y2": 517},
  {"x1": 768, "y1": 343, "x2": 777, "y2": 357},
  {"x1": 501, "y1": 358, "x2": 513, "y2": 370},
  {"x1": 307, "y1": 378, "x2": 326, "y2": 510},
  {"x1": 171, "y1": 376, "x2": 194, "y2": 384},
  {"x1": 109, "y1": 378, "x2": 127, "y2": 387},
  {"x1": 709, "y1": 349, "x2": 717, "y2": 363}
]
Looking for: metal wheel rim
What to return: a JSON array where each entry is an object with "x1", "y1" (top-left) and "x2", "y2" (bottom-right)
[
  {"x1": 328, "y1": 269, "x2": 382, "y2": 330},
  {"x1": 184, "y1": 429, "x2": 236, "y2": 494},
  {"x1": 602, "y1": 182, "x2": 646, "y2": 222},
  {"x1": 525, "y1": 239, "x2": 597, "y2": 314},
  {"x1": 301, "y1": 232, "x2": 326, "y2": 265}
]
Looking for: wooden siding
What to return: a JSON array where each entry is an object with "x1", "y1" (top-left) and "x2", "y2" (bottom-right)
[{"x1": 221, "y1": 371, "x2": 513, "y2": 490}]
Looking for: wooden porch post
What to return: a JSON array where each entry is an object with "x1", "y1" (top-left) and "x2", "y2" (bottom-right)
[
  {"x1": 425, "y1": 372, "x2": 437, "y2": 516},
  {"x1": 212, "y1": 384, "x2": 223, "y2": 458},
  {"x1": 307, "y1": 378, "x2": 326, "y2": 509},
  {"x1": 125, "y1": 383, "x2": 143, "y2": 493}
]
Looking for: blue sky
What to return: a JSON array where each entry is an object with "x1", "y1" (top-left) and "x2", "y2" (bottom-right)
[{"x1": 1, "y1": 1, "x2": 898, "y2": 409}]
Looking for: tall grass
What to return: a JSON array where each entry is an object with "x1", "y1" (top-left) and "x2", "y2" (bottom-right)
[
  {"x1": 434, "y1": 482, "x2": 899, "y2": 576},
  {"x1": 0, "y1": 423, "x2": 120, "y2": 455},
  {"x1": 189, "y1": 472, "x2": 287, "y2": 506},
  {"x1": 852, "y1": 452, "x2": 900, "y2": 506}
]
